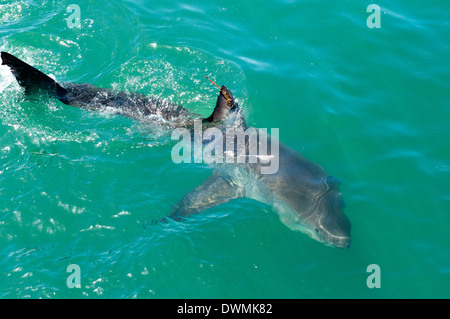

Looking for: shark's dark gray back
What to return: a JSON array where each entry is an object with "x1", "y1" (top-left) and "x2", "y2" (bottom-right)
[
  {"x1": 1, "y1": 51, "x2": 240, "y2": 126},
  {"x1": 1, "y1": 51, "x2": 193, "y2": 123},
  {"x1": 61, "y1": 82, "x2": 191, "y2": 121}
]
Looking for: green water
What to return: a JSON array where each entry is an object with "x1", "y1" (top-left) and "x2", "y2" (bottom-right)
[{"x1": 0, "y1": 0, "x2": 449, "y2": 299}]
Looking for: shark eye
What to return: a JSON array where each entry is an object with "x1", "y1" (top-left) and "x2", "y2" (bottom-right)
[{"x1": 314, "y1": 229, "x2": 320, "y2": 234}]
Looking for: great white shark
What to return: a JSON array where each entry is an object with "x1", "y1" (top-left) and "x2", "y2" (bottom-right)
[{"x1": 1, "y1": 51, "x2": 351, "y2": 248}]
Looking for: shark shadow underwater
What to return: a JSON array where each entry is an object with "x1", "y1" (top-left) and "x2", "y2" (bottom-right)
[{"x1": 1, "y1": 51, "x2": 351, "y2": 248}]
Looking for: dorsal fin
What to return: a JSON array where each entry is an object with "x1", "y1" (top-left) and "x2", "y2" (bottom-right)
[{"x1": 203, "y1": 81, "x2": 237, "y2": 123}]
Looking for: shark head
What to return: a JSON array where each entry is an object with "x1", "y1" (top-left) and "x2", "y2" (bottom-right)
[
  {"x1": 289, "y1": 175, "x2": 351, "y2": 249},
  {"x1": 274, "y1": 178, "x2": 351, "y2": 249},
  {"x1": 308, "y1": 183, "x2": 351, "y2": 249},
  {"x1": 267, "y1": 149, "x2": 352, "y2": 249}
]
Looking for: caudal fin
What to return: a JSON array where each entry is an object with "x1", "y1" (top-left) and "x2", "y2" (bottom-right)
[{"x1": 1, "y1": 51, "x2": 67, "y2": 100}]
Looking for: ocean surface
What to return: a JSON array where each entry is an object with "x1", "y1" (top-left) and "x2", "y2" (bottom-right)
[{"x1": 0, "y1": 0, "x2": 449, "y2": 299}]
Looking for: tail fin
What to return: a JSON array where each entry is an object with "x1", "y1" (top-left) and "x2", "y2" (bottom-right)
[{"x1": 1, "y1": 51, "x2": 67, "y2": 100}]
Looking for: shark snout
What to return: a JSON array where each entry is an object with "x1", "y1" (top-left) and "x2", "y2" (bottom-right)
[
  {"x1": 316, "y1": 197, "x2": 352, "y2": 249},
  {"x1": 313, "y1": 223, "x2": 351, "y2": 249},
  {"x1": 328, "y1": 235, "x2": 351, "y2": 249}
]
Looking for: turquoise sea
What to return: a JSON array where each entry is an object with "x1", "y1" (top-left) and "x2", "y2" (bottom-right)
[{"x1": 0, "y1": 0, "x2": 449, "y2": 299}]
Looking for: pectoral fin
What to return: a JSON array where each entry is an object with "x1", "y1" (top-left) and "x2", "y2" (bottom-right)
[{"x1": 166, "y1": 170, "x2": 244, "y2": 221}]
